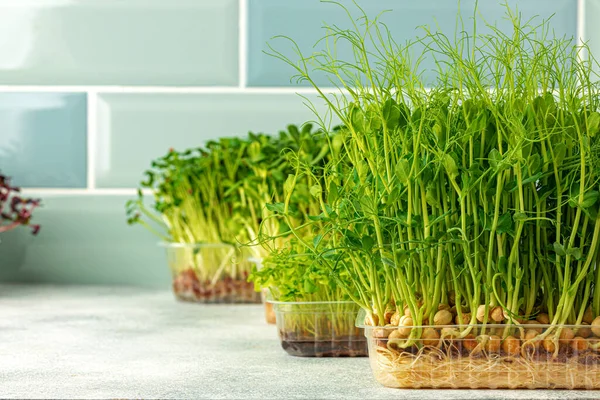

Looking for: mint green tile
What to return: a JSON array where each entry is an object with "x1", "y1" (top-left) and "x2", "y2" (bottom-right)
[
  {"x1": 0, "y1": 0, "x2": 238, "y2": 86},
  {"x1": 0, "y1": 195, "x2": 170, "y2": 288},
  {"x1": 248, "y1": 0, "x2": 577, "y2": 87},
  {"x1": 95, "y1": 93, "x2": 337, "y2": 188},
  {"x1": 0, "y1": 93, "x2": 87, "y2": 188},
  {"x1": 586, "y1": 0, "x2": 600, "y2": 69}
]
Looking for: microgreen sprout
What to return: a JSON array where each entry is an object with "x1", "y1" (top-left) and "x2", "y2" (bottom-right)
[{"x1": 264, "y1": 0, "x2": 600, "y2": 384}]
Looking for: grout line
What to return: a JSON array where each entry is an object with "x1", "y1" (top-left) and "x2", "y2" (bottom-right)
[
  {"x1": 86, "y1": 91, "x2": 97, "y2": 190},
  {"x1": 577, "y1": 0, "x2": 585, "y2": 45},
  {"x1": 21, "y1": 188, "x2": 152, "y2": 196},
  {"x1": 0, "y1": 86, "x2": 341, "y2": 94},
  {"x1": 238, "y1": 0, "x2": 248, "y2": 88}
]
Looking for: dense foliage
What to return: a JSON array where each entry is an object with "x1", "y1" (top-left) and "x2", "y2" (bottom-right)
[{"x1": 267, "y1": 1, "x2": 600, "y2": 351}]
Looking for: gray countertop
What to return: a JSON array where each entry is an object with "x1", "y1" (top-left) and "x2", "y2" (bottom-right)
[{"x1": 0, "y1": 284, "x2": 598, "y2": 400}]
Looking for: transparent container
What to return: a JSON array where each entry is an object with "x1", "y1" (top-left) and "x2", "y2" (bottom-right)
[
  {"x1": 248, "y1": 257, "x2": 276, "y2": 324},
  {"x1": 270, "y1": 300, "x2": 368, "y2": 357},
  {"x1": 162, "y1": 242, "x2": 261, "y2": 304},
  {"x1": 358, "y1": 310, "x2": 600, "y2": 389},
  {"x1": 262, "y1": 289, "x2": 276, "y2": 324}
]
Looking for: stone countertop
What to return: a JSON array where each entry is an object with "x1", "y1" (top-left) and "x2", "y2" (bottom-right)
[{"x1": 0, "y1": 284, "x2": 598, "y2": 400}]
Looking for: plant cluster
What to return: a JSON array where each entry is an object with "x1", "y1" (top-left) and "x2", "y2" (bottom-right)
[
  {"x1": 248, "y1": 125, "x2": 348, "y2": 303},
  {"x1": 0, "y1": 172, "x2": 40, "y2": 235},
  {"x1": 127, "y1": 124, "x2": 343, "y2": 301},
  {"x1": 265, "y1": 0, "x2": 600, "y2": 362}
]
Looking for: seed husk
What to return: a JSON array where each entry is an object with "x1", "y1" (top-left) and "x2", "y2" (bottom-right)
[
  {"x1": 589, "y1": 338, "x2": 600, "y2": 352},
  {"x1": 387, "y1": 329, "x2": 406, "y2": 351},
  {"x1": 485, "y1": 335, "x2": 502, "y2": 353},
  {"x1": 462, "y1": 334, "x2": 478, "y2": 352},
  {"x1": 490, "y1": 306, "x2": 504, "y2": 323},
  {"x1": 536, "y1": 313, "x2": 550, "y2": 325},
  {"x1": 502, "y1": 336, "x2": 521, "y2": 356},
  {"x1": 583, "y1": 306, "x2": 594, "y2": 324},
  {"x1": 448, "y1": 291, "x2": 456, "y2": 306},
  {"x1": 523, "y1": 321, "x2": 543, "y2": 334},
  {"x1": 476, "y1": 305, "x2": 488, "y2": 323},
  {"x1": 592, "y1": 316, "x2": 600, "y2": 337},
  {"x1": 433, "y1": 309, "x2": 453, "y2": 326},
  {"x1": 384, "y1": 310, "x2": 394, "y2": 325},
  {"x1": 422, "y1": 327, "x2": 440, "y2": 346},
  {"x1": 542, "y1": 337, "x2": 557, "y2": 353},
  {"x1": 571, "y1": 336, "x2": 588, "y2": 352},
  {"x1": 397, "y1": 316, "x2": 413, "y2": 337},
  {"x1": 390, "y1": 311, "x2": 400, "y2": 326},
  {"x1": 365, "y1": 314, "x2": 379, "y2": 326},
  {"x1": 373, "y1": 325, "x2": 393, "y2": 339},
  {"x1": 455, "y1": 313, "x2": 471, "y2": 325},
  {"x1": 441, "y1": 327, "x2": 459, "y2": 338},
  {"x1": 578, "y1": 323, "x2": 592, "y2": 339},
  {"x1": 388, "y1": 329, "x2": 403, "y2": 340},
  {"x1": 559, "y1": 328, "x2": 575, "y2": 344},
  {"x1": 524, "y1": 329, "x2": 540, "y2": 349}
]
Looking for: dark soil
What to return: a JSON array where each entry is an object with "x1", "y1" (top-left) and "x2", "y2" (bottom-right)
[
  {"x1": 280, "y1": 331, "x2": 368, "y2": 357},
  {"x1": 172, "y1": 269, "x2": 261, "y2": 304}
]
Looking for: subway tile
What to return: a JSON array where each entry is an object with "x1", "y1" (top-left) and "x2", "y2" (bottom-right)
[
  {"x1": 0, "y1": 93, "x2": 87, "y2": 188},
  {"x1": 247, "y1": 0, "x2": 577, "y2": 87},
  {"x1": 0, "y1": 0, "x2": 238, "y2": 86},
  {"x1": 95, "y1": 93, "x2": 337, "y2": 188},
  {"x1": 0, "y1": 194, "x2": 170, "y2": 288},
  {"x1": 586, "y1": 0, "x2": 600, "y2": 71}
]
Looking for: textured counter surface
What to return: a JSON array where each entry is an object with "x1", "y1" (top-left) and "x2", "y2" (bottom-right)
[{"x1": 1, "y1": 284, "x2": 599, "y2": 399}]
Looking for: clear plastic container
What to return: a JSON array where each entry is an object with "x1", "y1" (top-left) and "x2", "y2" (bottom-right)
[
  {"x1": 248, "y1": 257, "x2": 277, "y2": 324},
  {"x1": 261, "y1": 289, "x2": 276, "y2": 324},
  {"x1": 357, "y1": 310, "x2": 600, "y2": 389},
  {"x1": 270, "y1": 300, "x2": 368, "y2": 357},
  {"x1": 162, "y1": 242, "x2": 261, "y2": 304}
]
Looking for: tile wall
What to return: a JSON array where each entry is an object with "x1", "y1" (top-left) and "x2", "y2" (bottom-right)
[{"x1": 0, "y1": 0, "x2": 588, "y2": 287}]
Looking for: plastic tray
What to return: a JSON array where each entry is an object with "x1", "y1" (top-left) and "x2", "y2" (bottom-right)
[
  {"x1": 357, "y1": 310, "x2": 600, "y2": 389},
  {"x1": 270, "y1": 300, "x2": 367, "y2": 357},
  {"x1": 162, "y1": 242, "x2": 260, "y2": 304}
]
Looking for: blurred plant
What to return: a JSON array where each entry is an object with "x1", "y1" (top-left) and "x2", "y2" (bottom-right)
[{"x1": 0, "y1": 172, "x2": 41, "y2": 235}]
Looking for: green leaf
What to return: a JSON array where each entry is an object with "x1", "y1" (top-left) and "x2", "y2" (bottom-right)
[
  {"x1": 513, "y1": 212, "x2": 527, "y2": 222},
  {"x1": 266, "y1": 202, "x2": 285, "y2": 214},
  {"x1": 284, "y1": 174, "x2": 295, "y2": 197},
  {"x1": 309, "y1": 184, "x2": 322, "y2": 199},
  {"x1": 425, "y1": 186, "x2": 440, "y2": 208},
  {"x1": 362, "y1": 236, "x2": 375, "y2": 251},
  {"x1": 587, "y1": 111, "x2": 600, "y2": 137},
  {"x1": 522, "y1": 172, "x2": 543, "y2": 186},
  {"x1": 442, "y1": 153, "x2": 458, "y2": 179},
  {"x1": 381, "y1": 257, "x2": 396, "y2": 267},
  {"x1": 396, "y1": 159, "x2": 410, "y2": 184},
  {"x1": 498, "y1": 256, "x2": 508, "y2": 274},
  {"x1": 554, "y1": 143, "x2": 567, "y2": 165},
  {"x1": 496, "y1": 213, "x2": 513, "y2": 235},
  {"x1": 349, "y1": 104, "x2": 366, "y2": 132},
  {"x1": 382, "y1": 98, "x2": 400, "y2": 130},
  {"x1": 488, "y1": 149, "x2": 503, "y2": 172},
  {"x1": 303, "y1": 279, "x2": 318, "y2": 294},
  {"x1": 566, "y1": 246, "x2": 583, "y2": 260},
  {"x1": 308, "y1": 213, "x2": 327, "y2": 221},
  {"x1": 313, "y1": 234, "x2": 323, "y2": 249},
  {"x1": 553, "y1": 242, "x2": 566, "y2": 257},
  {"x1": 528, "y1": 153, "x2": 542, "y2": 174},
  {"x1": 582, "y1": 190, "x2": 599, "y2": 208},
  {"x1": 327, "y1": 181, "x2": 339, "y2": 204}
]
